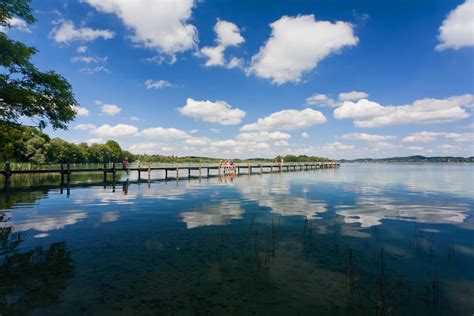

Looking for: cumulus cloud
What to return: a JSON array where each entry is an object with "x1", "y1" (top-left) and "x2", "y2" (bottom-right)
[
  {"x1": 145, "y1": 79, "x2": 174, "y2": 90},
  {"x1": 71, "y1": 55, "x2": 108, "y2": 63},
  {"x1": 142, "y1": 127, "x2": 190, "y2": 139},
  {"x1": 342, "y1": 133, "x2": 396, "y2": 141},
  {"x1": 334, "y1": 94, "x2": 473, "y2": 127},
  {"x1": 74, "y1": 123, "x2": 96, "y2": 130},
  {"x1": 73, "y1": 106, "x2": 89, "y2": 116},
  {"x1": 338, "y1": 91, "x2": 369, "y2": 102},
  {"x1": 306, "y1": 91, "x2": 368, "y2": 107},
  {"x1": 199, "y1": 19, "x2": 244, "y2": 67},
  {"x1": 50, "y1": 20, "x2": 114, "y2": 43},
  {"x1": 96, "y1": 100, "x2": 121, "y2": 116},
  {"x1": 80, "y1": 66, "x2": 110, "y2": 74},
  {"x1": 179, "y1": 98, "x2": 246, "y2": 125},
  {"x1": 247, "y1": 15, "x2": 358, "y2": 84},
  {"x1": 403, "y1": 131, "x2": 474, "y2": 143},
  {"x1": 237, "y1": 131, "x2": 291, "y2": 142},
  {"x1": 240, "y1": 108, "x2": 326, "y2": 131},
  {"x1": 305, "y1": 93, "x2": 337, "y2": 107},
  {"x1": 91, "y1": 124, "x2": 139, "y2": 137},
  {"x1": 436, "y1": 0, "x2": 474, "y2": 50},
  {"x1": 82, "y1": 0, "x2": 198, "y2": 56},
  {"x1": 301, "y1": 132, "x2": 309, "y2": 138}
]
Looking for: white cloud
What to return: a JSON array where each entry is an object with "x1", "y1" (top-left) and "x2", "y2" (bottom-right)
[
  {"x1": 96, "y1": 100, "x2": 121, "y2": 116},
  {"x1": 130, "y1": 116, "x2": 143, "y2": 122},
  {"x1": 301, "y1": 132, "x2": 309, "y2": 138},
  {"x1": 402, "y1": 131, "x2": 446, "y2": 143},
  {"x1": 80, "y1": 66, "x2": 110, "y2": 74},
  {"x1": 199, "y1": 19, "x2": 244, "y2": 67},
  {"x1": 436, "y1": 0, "x2": 474, "y2": 50},
  {"x1": 87, "y1": 138, "x2": 105, "y2": 144},
  {"x1": 305, "y1": 93, "x2": 336, "y2": 107},
  {"x1": 145, "y1": 79, "x2": 173, "y2": 90},
  {"x1": 226, "y1": 57, "x2": 244, "y2": 69},
  {"x1": 50, "y1": 20, "x2": 114, "y2": 43},
  {"x1": 179, "y1": 98, "x2": 246, "y2": 125},
  {"x1": 141, "y1": 127, "x2": 190, "y2": 139},
  {"x1": 71, "y1": 55, "x2": 108, "y2": 63},
  {"x1": 274, "y1": 140, "x2": 289, "y2": 146},
  {"x1": 77, "y1": 45, "x2": 88, "y2": 53},
  {"x1": 338, "y1": 91, "x2": 369, "y2": 102},
  {"x1": 210, "y1": 128, "x2": 221, "y2": 134},
  {"x1": 437, "y1": 144, "x2": 461, "y2": 151},
  {"x1": 247, "y1": 15, "x2": 358, "y2": 84},
  {"x1": 237, "y1": 131, "x2": 291, "y2": 142},
  {"x1": 407, "y1": 146, "x2": 425, "y2": 151},
  {"x1": 73, "y1": 106, "x2": 89, "y2": 116},
  {"x1": 74, "y1": 123, "x2": 96, "y2": 130},
  {"x1": 199, "y1": 45, "x2": 226, "y2": 66},
  {"x1": 342, "y1": 133, "x2": 396, "y2": 141},
  {"x1": 91, "y1": 124, "x2": 139, "y2": 137},
  {"x1": 0, "y1": 17, "x2": 31, "y2": 33},
  {"x1": 306, "y1": 90, "x2": 369, "y2": 108},
  {"x1": 240, "y1": 108, "x2": 326, "y2": 131},
  {"x1": 82, "y1": 0, "x2": 198, "y2": 56},
  {"x1": 185, "y1": 136, "x2": 210, "y2": 145},
  {"x1": 403, "y1": 131, "x2": 474, "y2": 143},
  {"x1": 334, "y1": 94, "x2": 473, "y2": 127},
  {"x1": 215, "y1": 19, "x2": 245, "y2": 47}
]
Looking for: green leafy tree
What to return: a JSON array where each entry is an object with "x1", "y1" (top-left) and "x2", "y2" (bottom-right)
[
  {"x1": 23, "y1": 132, "x2": 50, "y2": 163},
  {"x1": 1, "y1": 0, "x2": 77, "y2": 129}
]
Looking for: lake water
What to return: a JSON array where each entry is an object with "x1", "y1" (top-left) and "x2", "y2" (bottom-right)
[{"x1": 1, "y1": 164, "x2": 473, "y2": 315}]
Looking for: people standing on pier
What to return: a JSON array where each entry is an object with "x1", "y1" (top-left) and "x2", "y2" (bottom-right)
[{"x1": 123, "y1": 158, "x2": 129, "y2": 175}]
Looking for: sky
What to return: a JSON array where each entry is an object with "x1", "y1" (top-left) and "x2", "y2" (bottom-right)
[{"x1": 4, "y1": 0, "x2": 474, "y2": 159}]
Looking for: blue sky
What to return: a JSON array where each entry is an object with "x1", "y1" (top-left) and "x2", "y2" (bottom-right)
[{"x1": 5, "y1": 0, "x2": 474, "y2": 158}]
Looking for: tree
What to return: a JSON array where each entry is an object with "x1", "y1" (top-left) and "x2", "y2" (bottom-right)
[{"x1": 0, "y1": 0, "x2": 77, "y2": 129}]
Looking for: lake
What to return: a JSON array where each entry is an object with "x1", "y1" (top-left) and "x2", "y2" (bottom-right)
[{"x1": 1, "y1": 164, "x2": 473, "y2": 315}]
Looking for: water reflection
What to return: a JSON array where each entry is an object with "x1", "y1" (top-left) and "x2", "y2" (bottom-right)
[
  {"x1": 336, "y1": 196, "x2": 470, "y2": 228},
  {"x1": 180, "y1": 201, "x2": 244, "y2": 229},
  {"x1": 0, "y1": 224, "x2": 73, "y2": 315},
  {"x1": 237, "y1": 175, "x2": 327, "y2": 219},
  {"x1": 0, "y1": 166, "x2": 473, "y2": 314}
]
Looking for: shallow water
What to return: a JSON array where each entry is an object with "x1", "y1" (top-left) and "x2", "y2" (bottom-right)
[{"x1": 1, "y1": 164, "x2": 473, "y2": 315}]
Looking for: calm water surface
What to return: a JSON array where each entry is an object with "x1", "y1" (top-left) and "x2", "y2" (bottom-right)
[{"x1": 1, "y1": 164, "x2": 473, "y2": 315}]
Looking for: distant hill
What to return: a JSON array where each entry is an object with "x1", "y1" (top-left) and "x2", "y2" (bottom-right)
[{"x1": 338, "y1": 155, "x2": 474, "y2": 163}]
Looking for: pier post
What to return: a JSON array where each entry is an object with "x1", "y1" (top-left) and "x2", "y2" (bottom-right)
[
  {"x1": 248, "y1": 163, "x2": 252, "y2": 174},
  {"x1": 188, "y1": 168, "x2": 191, "y2": 179},
  {"x1": 112, "y1": 162, "x2": 116, "y2": 182},
  {"x1": 66, "y1": 163, "x2": 71, "y2": 182},
  {"x1": 148, "y1": 162, "x2": 151, "y2": 181},
  {"x1": 165, "y1": 169, "x2": 168, "y2": 180},
  {"x1": 60, "y1": 163, "x2": 65, "y2": 184},
  {"x1": 199, "y1": 164, "x2": 202, "y2": 178},
  {"x1": 260, "y1": 164, "x2": 262, "y2": 174},
  {"x1": 176, "y1": 164, "x2": 179, "y2": 181},
  {"x1": 207, "y1": 167, "x2": 210, "y2": 177},
  {"x1": 103, "y1": 162, "x2": 107, "y2": 182},
  {"x1": 138, "y1": 162, "x2": 141, "y2": 181},
  {"x1": 3, "y1": 162, "x2": 11, "y2": 190}
]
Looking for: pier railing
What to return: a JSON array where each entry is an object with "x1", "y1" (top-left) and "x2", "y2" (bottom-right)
[{"x1": 0, "y1": 161, "x2": 339, "y2": 189}]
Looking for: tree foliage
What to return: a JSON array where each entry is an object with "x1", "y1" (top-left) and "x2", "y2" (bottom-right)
[{"x1": 0, "y1": 0, "x2": 77, "y2": 129}]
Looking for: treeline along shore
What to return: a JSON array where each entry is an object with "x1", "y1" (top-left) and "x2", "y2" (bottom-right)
[{"x1": 0, "y1": 125, "x2": 333, "y2": 165}]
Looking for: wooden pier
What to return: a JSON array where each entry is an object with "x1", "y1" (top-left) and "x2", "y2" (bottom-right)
[{"x1": 0, "y1": 161, "x2": 339, "y2": 190}]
